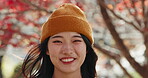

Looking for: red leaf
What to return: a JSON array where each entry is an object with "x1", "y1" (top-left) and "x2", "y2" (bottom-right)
[
  {"x1": 4, "y1": 16, "x2": 12, "y2": 20},
  {"x1": 0, "y1": 20, "x2": 3, "y2": 26},
  {"x1": 7, "y1": 0, "x2": 15, "y2": 5},
  {"x1": 76, "y1": 2, "x2": 84, "y2": 11}
]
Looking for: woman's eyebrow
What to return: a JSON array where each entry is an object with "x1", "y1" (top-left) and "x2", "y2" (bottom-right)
[
  {"x1": 50, "y1": 36, "x2": 63, "y2": 39},
  {"x1": 50, "y1": 35, "x2": 82, "y2": 39},
  {"x1": 73, "y1": 35, "x2": 82, "y2": 38}
]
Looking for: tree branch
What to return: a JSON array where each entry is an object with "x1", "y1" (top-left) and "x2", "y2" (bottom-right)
[
  {"x1": 97, "y1": 0, "x2": 145, "y2": 77},
  {"x1": 94, "y1": 44, "x2": 121, "y2": 61},
  {"x1": 123, "y1": 0, "x2": 142, "y2": 28},
  {"x1": 94, "y1": 44, "x2": 132, "y2": 78},
  {"x1": 98, "y1": 0, "x2": 142, "y2": 33},
  {"x1": 22, "y1": 0, "x2": 52, "y2": 14},
  {"x1": 142, "y1": 0, "x2": 148, "y2": 28},
  {"x1": 141, "y1": 0, "x2": 148, "y2": 71}
]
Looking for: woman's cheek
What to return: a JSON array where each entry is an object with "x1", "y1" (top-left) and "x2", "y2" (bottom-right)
[
  {"x1": 75, "y1": 44, "x2": 86, "y2": 52},
  {"x1": 49, "y1": 45, "x2": 61, "y2": 55}
]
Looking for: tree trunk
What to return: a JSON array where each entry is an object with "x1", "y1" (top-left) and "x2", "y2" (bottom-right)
[
  {"x1": 97, "y1": 0, "x2": 148, "y2": 77},
  {"x1": 143, "y1": 32, "x2": 148, "y2": 77}
]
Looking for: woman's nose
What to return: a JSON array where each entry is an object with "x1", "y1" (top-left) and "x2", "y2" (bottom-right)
[{"x1": 62, "y1": 43, "x2": 74, "y2": 55}]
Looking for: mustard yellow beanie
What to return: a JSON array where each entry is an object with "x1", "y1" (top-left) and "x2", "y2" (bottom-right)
[{"x1": 40, "y1": 3, "x2": 93, "y2": 44}]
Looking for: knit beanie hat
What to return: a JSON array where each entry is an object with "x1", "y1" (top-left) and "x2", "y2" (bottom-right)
[{"x1": 40, "y1": 3, "x2": 94, "y2": 44}]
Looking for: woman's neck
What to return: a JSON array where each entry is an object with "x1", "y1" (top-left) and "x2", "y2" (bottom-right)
[{"x1": 52, "y1": 69, "x2": 82, "y2": 78}]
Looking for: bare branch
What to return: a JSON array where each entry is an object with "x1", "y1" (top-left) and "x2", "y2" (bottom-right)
[
  {"x1": 123, "y1": 0, "x2": 142, "y2": 27},
  {"x1": 94, "y1": 44, "x2": 121, "y2": 61},
  {"x1": 116, "y1": 60, "x2": 132, "y2": 78},
  {"x1": 142, "y1": 0, "x2": 145, "y2": 14},
  {"x1": 22, "y1": 0, "x2": 52, "y2": 14},
  {"x1": 98, "y1": 0, "x2": 142, "y2": 33},
  {"x1": 146, "y1": 9, "x2": 148, "y2": 28},
  {"x1": 97, "y1": 0, "x2": 145, "y2": 76},
  {"x1": 142, "y1": 0, "x2": 148, "y2": 28},
  {"x1": 94, "y1": 44, "x2": 132, "y2": 78}
]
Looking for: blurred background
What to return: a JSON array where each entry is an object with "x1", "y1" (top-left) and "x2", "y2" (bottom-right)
[{"x1": 0, "y1": 0, "x2": 148, "y2": 78}]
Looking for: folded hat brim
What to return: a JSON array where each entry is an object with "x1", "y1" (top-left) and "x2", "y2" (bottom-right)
[{"x1": 40, "y1": 15, "x2": 93, "y2": 44}]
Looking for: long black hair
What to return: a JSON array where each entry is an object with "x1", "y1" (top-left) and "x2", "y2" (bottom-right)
[{"x1": 22, "y1": 34, "x2": 98, "y2": 78}]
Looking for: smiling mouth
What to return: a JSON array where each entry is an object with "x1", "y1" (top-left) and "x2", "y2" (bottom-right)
[{"x1": 60, "y1": 57, "x2": 76, "y2": 63}]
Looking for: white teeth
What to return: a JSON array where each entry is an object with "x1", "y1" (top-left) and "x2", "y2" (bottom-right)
[{"x1": 61, "y1": 58, "x2": 74, "y2": 62}]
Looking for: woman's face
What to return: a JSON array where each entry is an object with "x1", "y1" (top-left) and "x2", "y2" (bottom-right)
[{"x1": 47, "y1": 32, "x2": 86, "y2": 74}]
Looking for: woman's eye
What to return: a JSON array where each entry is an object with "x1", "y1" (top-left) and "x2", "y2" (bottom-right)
[
  {"x1": 73, "y1": 40, "x2": 82, "y2": 43},
  {"x1": 52, "y1": 40, "x2": 62, "y2": 43}
]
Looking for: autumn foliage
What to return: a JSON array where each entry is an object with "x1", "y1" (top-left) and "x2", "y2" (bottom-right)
[
  {"x1": 1, "y1": 0, "x2": 148, "y2": 78},
  {"x1": 0, "y1": 0, "x2": 84, "y2": 48}
]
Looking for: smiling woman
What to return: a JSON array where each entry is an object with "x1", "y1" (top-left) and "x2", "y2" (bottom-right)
[
  {"x1": 22, "y1": 3, "x2": 98, "y2": 78},
  {"x1": 47, "y1": 32, "x2": 87, "y2": 77}
]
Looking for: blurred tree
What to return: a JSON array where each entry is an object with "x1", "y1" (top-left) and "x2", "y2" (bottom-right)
[
  {"x1": 0, "y1": 0, "x2": 84, "y2": 48},
  {"x1": 95, "y1": 0, "x2": 148, "y2": 78},
  {"x1": 1, "y1": 0, "x2": 147, "y2": 78},
  {"x1": 0, "y1": 0, "x2": 57, "y2": 48},
  {"x1": 0, "y1": 0, "x2": 83, "y2": 77}
]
